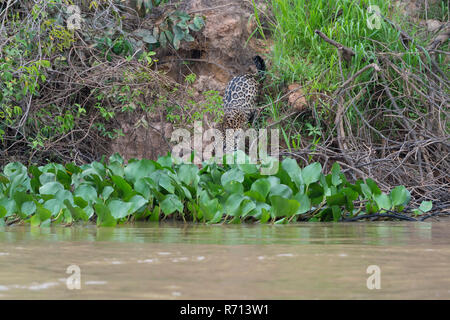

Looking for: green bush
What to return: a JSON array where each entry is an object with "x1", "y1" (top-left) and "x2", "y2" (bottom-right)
[{"x1": 0, "y1": 153, "x2": 432, "y2": 227}]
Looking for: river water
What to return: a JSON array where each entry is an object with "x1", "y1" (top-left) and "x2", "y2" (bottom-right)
[{"x1": 1, "y1": 221, "x2": 450, "y2": 299}]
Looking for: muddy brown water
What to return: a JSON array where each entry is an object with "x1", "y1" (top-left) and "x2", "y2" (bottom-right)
[{"x1": 1, "y1": 221, "x2": 450, "y2": 299}]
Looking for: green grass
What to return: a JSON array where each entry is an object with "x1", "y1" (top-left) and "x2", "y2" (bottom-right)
[
  {"x1": 251, "y1": 0, "x2": 447, "y2": 151},
  {"x1": 267, "y1": 0, "x2": 423, "y2": 86}
]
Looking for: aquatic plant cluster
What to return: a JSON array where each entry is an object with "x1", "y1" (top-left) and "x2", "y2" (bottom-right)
[{"x1": 0, "y1": 154, "x2": 432, "y2": 227}]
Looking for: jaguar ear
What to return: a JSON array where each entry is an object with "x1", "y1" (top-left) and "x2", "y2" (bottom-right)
[{"x1": 252, "y1": 55, "x2": 266, "y2": 74}]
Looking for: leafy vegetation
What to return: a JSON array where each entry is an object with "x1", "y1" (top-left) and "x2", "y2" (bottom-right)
[
  {"x1": 0, "y1": 0, "x2": 206, "y2": 165},
  {"x1": 250, "y1": 0, "x2": 449, "y2": 203},
  {"x1": 0, "y1": 153, "x2": 433, "y2": 227}
]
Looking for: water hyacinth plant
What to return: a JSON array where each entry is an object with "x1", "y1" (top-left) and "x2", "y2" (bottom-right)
[{"x1": 0, "y1": 153, "x2": 432, "y2": 227}]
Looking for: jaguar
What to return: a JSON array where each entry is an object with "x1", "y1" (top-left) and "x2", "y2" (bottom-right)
[{"x1": 221, "y1": 55, "x2": 266, "y2": 153}]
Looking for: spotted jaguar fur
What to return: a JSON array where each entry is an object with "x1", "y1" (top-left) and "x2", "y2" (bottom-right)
[{"x1": 221, "y1": 55, "x2": 266, "y2": 153}]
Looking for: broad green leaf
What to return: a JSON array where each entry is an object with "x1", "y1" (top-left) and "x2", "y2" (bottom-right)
[
  {"x1": 101, "y1": 186, "x2": 114, "y2": 201},
  {"x1": 178, "y1": 164, "x2": 199, "y2": 187},
  {"x1": 418, "y1": 201, "x2": 432, "y2": 213},
  {"x1": 44, "y1": 199, "x2": 63, "y2": 216},
  {"x1": 331, "y1": 162, "x2": 342, "y2": 186},
  {"x1": 157, "y1": 155, "x2": 173, "y2": 168},
  {"x1": 366, "y1": 178, "x2": 381, "y2": 195},
  {"x1": 270, "y1": 184, "x2": 293, "y2": 199},
  {"x1": 250, "y1": 178, "x2": 271, "y2": 200},
  {"x1": 332, "y1": 205, "x2": 341, "y2": 221},
  {"x1": 21, "y1": 201, "x2": 36, "y2": 216},
  {"x1": 225, "y1": 193, "x2": 245, "y2": 217},
  {"x1": 160, "y1": 194, "x2": 183, "y2": 215},
  {"x1": 4, "y1": 162, "x2": 27, "y2": 177},
  {"x1": 326, "y1": 193, "x2": 346, "y2": 206},
  {"x1": 260, "y1": 208, "x2": 270, "y2": 223},
  {"x1": 134, "y1": 177, "x2": 157, "y2": 200},
  {"x1": 74, "y1": 185, "x2": 98, "y2": 204},
  {"x1": 149, "y1": 206, "x2": 160, "y2": 221},
  {"x1": 108, "y1": 200, "x2": 133, "y2": 219},
  {"x1": 374, "y1": 193, "x2": 392, "y2": 210},
  {"x1": 270, "y1": 195, "x2": 300, "y2": 218},
  {"x1": 244, "y1": 190, "x2": 265, "y2": 202},
  {"x1": 111, "y1": 175, "x2": 133, "y2": 198},
  {"x1": 55, "y1": 189, "x2": 74, "y2": 205},
  {"x1": 36, "y1": 204, "x2": 52, "y2": 222},
  {"x1": 133, "y1": 29, "x2": 158, "y2": 44},
  {"x1": 390, "y1": 185, "x2": 410, "y2": 206},
  {"x1": 39, "y1": 181, "x2": 64, "y2": 195},
  {"x1": 124, "y1": 159, "x2": 156, "y2": 184},
  {"x1": 95, "y1": 202, "x2": 117, "y2": 227},
  {"x1": 0, "y1": 206, "x2": 6, "y2": 218},
  {"x1": 109, "y1": 153, "x2": 124, "y2": 165},
  {"x1": 281, "y1": 158, "x2": 303, "y2": 188},
  {"x1": 294, "y1": 192, "x2": 311, "y2": 214},
  {"x1": 128, "y1": 195, "x2": 148, "y2": 215},
  {"x1": 0, "y1": 198, "x2": 17, "y2": 217},
  {"x1": 221, "y1": 168, "x2": 244, "y2": 186},
  {"x1": 107, "y1": 161, "x2": 124, "y2": 177},
  {"x1": 30, "y1": 214, "x2": 41, "y2": 227},
  {"x1": 64, "y1": 200, "x2": 89, "y2": 221},
  {"x1": 223, "y1": 181, "x2": 244, "y2": 194},
  {"x1": 360, "y1": 183, "x2": 372, "y2": 199},
  {"x1": 200, "y1": 198, "x2": 222, "y2": 222},
  {"x1": 302, "y1": 162, "x2": 322, "y2": 186},
  {"x1": 39, "y1": 172, "x2": 56, "y2": 185}
]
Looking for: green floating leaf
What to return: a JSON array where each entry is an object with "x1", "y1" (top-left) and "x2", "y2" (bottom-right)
[
  {"x1": 302, "y1": 162, "x2": 322, "y2": 187},
  {"x1": 224, "y1": 181, "x2": 244, "y2": 194},
  {"x1": 418, "y1": 201, "x2": 432, "y2": 213},
  {"x1": 64, "y1": 200, "x2": 89, "y2": 221},
  {"x1": 270, "y1": 195, "x2": 300, "y2": 218},
  {"x1": 281, "y1": 158, "x2": 303, "y2": 189},
  {"x1": 21, "y1": 201, "x2": 36, "y2": 216},
  {"x1": 111, "y1": 175, "x2": 133, "y2": 198},
  {"x1": 148, "y1": 206, "x2": 160, "y2": 221},
  {"x1": 390, "y1": 185, "x2": 410, "y2": 207},
  {"x1": 332, "y1": 205, "x2": 341, "y2": 222},
  {"x1": 39, "y1": 181, "x2": 64, "y2": 195},
  {"x1": 326, "y1": 193, "x2": 346, "y2": 207},
  {"x1": 108, "y1": 200, "x2": 133, "y2": 219},
  {"x1": 270, "y1": 184, "x2": 293, "y2": 199},
  {"x1": 366, "y1": 178, "x2": 381, "y2": 195},
  {"x1": 374, "y1": 193, "x2": 392, "y2": 211},
  {"x1": 124, "y1": 159, "x2": 157, "y2": 184},
  {"x1": 74, "y1": 185, "x2": 98, "y2": 204},
  {"x1": 157, "y1": 155, "x2": 173, "y2": 168},
  {"x1": 134, "y1": 177, "x2": 157, "y2": 200},
  {"x1": 0, "y1": 206, "x2": 6, "y2": 219},
  {"x1": 178, "y1": 164, "x2": 199, "y2": 187},
  {"x1": 95, "y1": 202, "x2": 117, "y2": 227},
  {"x1": 221, "y1": 168, "x2": 244, "y2": 186},
  {"x1": 331, "y1": 162, "x2": 342, "y2": 186},
  {"x1": 44, "y1": 199, "x2": 63, "y2": 216},
  {"x1": 109, "y1": 153, "x2": 124, "y2": 165},
  {"x1": 0, "y1": 198, "x2": 17, "y2": 217},
  {"x1": 294, "y1": 193, "x2": 311, "y2": 214},
  {"x1": 101, "y1": 186, "x2": 115, "y2": 201},
  {"x1": 160, "y1": 194, "x2": 183, "y2": 216},
  {"x1": 36, "y1": 204, "x2": 52, "y2": 223}
]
